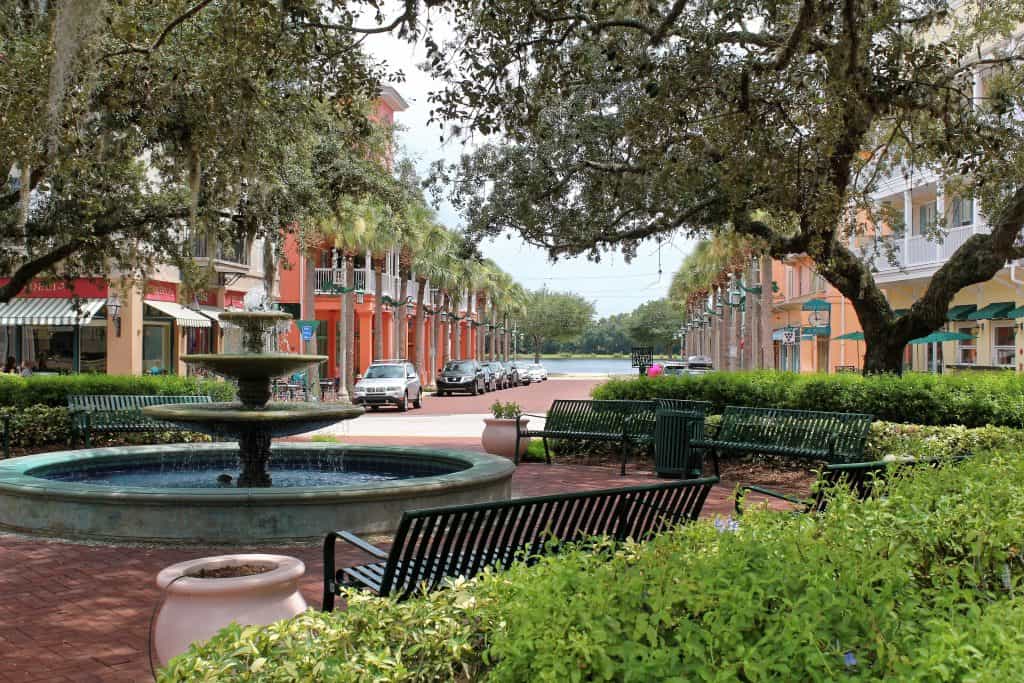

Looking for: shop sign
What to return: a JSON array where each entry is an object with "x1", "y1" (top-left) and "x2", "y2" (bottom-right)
[
  {"x1": 196, "y1": 290, "x2": 216, "y2": 306},
  {"x1": 145, "y1": 281, "x2": 178, "y2": 302},
  {"x1": 0, "y1": 278, "x2": 108, "y2": 299},
  {"x1": 297, "y1": 320, "x2": 319, "y2": 341}
]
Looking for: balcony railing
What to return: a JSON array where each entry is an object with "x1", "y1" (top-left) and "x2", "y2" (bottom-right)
[
  {"x1": 191, "y1": 237, "x2": 250, "y2": 265},
  {"x1": 314, "y1": 268, "x2": 395, "y2": 298},
  {"x1": 857, "y1": 223, "x2": 988, "y2": 275}
]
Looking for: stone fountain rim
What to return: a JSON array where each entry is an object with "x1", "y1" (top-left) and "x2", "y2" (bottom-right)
[
  {"x1": 218, "y1": 310, "x2": 293, "y2": 322},
  {"x1": 0, "y1": 442, "x2": 516, "y2": 504},
  {"x1": 142, "y1": 401, "x2": 364, "y2": 424}
]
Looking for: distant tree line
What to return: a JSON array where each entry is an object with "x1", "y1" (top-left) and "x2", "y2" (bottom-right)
[{"x1": 518, "y1": 299, "x2": 684, "y2": 357}]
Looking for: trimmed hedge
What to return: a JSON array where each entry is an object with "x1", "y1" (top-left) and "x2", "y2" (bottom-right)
[
  {"x1": 0, "y1": 374, "x2": 234, "y2": 409},
  {"x1": 162, "y1": 452, "x2": 1024, "y2": 681},
  {"x1": 591, "y1": 370, "x2": 1024, "y2": 428}
]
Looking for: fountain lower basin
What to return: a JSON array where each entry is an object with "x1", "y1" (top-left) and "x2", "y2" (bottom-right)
[{"x1": 0, "y1": 443, "x2": 515, "y2": 543}]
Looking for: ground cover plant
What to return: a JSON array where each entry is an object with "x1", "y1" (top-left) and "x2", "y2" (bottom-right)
[
  {"x1": 592, "y1": 371, "x2": 1024, "y2": 428},
  {"x1": 161, "y1": 451, "x2": 1024, "y2": 681}
]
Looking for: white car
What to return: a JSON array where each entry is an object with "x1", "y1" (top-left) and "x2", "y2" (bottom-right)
[{"x1": 524, "y1": 363, "x2": 548, "y2": 382}]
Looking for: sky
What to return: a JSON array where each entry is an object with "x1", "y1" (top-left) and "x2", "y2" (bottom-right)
[{"x1": 359, "y1": 23, "x2": 696, "y2": 318}]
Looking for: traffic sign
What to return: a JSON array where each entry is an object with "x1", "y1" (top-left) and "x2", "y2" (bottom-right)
[{"x1": 297, "y1": 319, "x2": 319, "y2": 341}]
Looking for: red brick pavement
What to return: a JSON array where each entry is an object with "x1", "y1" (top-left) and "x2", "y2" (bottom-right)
[{"x1": 0, "y1": 436, "x2": 748, "y2": 683}]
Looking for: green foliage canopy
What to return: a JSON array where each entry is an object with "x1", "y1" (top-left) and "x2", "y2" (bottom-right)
[{"x1": 519, "y1": 289, "x2": 595, "y2": 360}]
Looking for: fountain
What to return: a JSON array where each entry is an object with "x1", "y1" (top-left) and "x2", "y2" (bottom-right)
[
  {"x1": 141, "y1": 310, "x2": 363, "y2": 487},
  {"x1": 0, "y1": 311, "x2": 514, "y2": 543}
]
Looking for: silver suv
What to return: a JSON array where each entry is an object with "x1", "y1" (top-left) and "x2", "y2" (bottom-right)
[{"x1": 353, "y1": 360, "x2": 423, "y2": 412}]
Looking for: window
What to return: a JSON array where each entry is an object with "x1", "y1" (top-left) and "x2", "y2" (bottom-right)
[
  {"x1": 917, "y1": 201, "x2": 937, "y2": 235},
  {"x1": 143, "y1": 323, "x2": 172, "y2": 374},
  {"x1": 951, "y1": 197, "x2": 974, "y2": 227},
  {"x1": 24, "y1": 326, "x2": 75, "y2": 372},
  {"x1": 958, "y1": 325, "x2": 978, "y2": 364},
  {"x1": 80, "y1": 324, "x2": 107, "y2": 373},
  {"x1": 992, "y1": 324, "x2": 1015, "y2": 367}
]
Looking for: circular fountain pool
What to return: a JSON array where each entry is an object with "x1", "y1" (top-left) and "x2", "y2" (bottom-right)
[{"x1": 0, "y1": 443, "x2": 514, "y2": 544}]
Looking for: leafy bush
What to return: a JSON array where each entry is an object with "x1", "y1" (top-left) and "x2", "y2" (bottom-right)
[
  {"x1": 592, "y1": 370, "x2": 1024, "y2": 427},
  {"x1": 489, "y1": 401, "x2": 522, "y2": 419},
  {"x1": 0, "y1": 374, "x2": 234, "y2": 409},
  {"x1": 164, "y1": 452, "x2": 1024, "y2": 681}
]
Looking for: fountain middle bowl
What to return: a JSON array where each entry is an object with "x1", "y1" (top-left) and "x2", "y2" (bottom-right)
[
  {"x1": 181, "y1": 353, "x2": 327, "y2": 381},
  {"x1": 142, "y1": 401, "x2": 365, "y2": 439}
]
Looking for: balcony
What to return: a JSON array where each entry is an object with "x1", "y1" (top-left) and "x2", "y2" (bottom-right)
[
  {"x1": 190, "y1": 236, "x2": 251, "y2": 271},
  {"x1": 856, "y1": 223, "x2": 989, "y2": 281},
  {"x1": 314, "y1": 268, "x2": 397, "y2": 298}
]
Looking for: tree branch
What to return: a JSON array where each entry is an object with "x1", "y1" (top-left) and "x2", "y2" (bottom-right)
[
  {"x1": 581, "y1": 159, "x2": 648, "y2": 173},
  {"x1": 103, "y1": 0, "x2": 216, "y2": 60}
]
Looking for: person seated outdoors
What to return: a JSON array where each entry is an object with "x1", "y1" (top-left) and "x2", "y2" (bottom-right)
[{"x1": 19, "y1": 361, "x2": 34, "y2": 377}]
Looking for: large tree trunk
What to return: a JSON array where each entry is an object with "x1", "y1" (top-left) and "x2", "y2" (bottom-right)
[
  {"x1": 372, "y1": 258, "x2": 383, "y2": 361},
  {"x1": 414, "y1": 278, "x2": 427, "y2": 381}
]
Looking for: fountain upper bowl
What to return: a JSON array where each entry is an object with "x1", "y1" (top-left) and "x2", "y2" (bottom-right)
[{"x1": 182, "y1": 353, "x2": 326, "y2": 380}]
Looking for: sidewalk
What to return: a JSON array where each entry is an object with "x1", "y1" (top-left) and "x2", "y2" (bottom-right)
[{"x1": 310, "y1": 412, "x2": 544, "y2": 438}]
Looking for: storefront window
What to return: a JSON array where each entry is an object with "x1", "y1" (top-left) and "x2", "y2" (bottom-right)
[
  {"x1": 185, "y1": 327, "x2": 211, "y2": 355},
  {"x1": 958, "y1": 325, "x2": 977, "y2": 364},
  {"x1": 143, "y1": 323, "x2": 172, "y2": 374},
  {"x1": 80, "y1": 324, "x2": 107, "y2": 373},
  {"x1": 25, "y1": 326, "x2": 74, "y2": 372},
  {"x1": 992, "y1": 324, "x2": 1015, "y2": 367}
]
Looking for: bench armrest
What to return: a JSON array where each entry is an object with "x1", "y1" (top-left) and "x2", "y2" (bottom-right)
[
  {"x1": 735, "y1": 484, "x2": 811, "y2": 515},
  {"x1": 322, "y1": 530, "x2": 388, "y2": 611}
]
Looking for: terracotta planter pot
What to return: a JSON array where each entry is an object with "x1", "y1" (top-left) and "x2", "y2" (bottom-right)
[
  {"x1": 154, "y1": 554, "x2": 308, "y2": 666},
  {"x1": 481, "y1": 417, "x2": 529, "y2": 459}
]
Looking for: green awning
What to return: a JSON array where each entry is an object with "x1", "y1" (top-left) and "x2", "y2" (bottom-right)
[
  {"x1": 946, "y1": 304, "x2": 977, "y2": 321},
  {"x1": 801, "y1": 298, "x2": 831, "y2": 312},
  {"x1": 833, "y1": 331, "x2": 865, "y2": 341},
  {"x1": 909, "y1": 331, "x2": 976, "y2": 345},
  {"x1": 803, "y1": 326, "x2": 831, "y2": 337},
  {"x1": 1009, "y1": 305, "x2": 1024, "y2": 319},
  {"x1": 967, "y1": 301, "x2": 1015, "y2": 320}
]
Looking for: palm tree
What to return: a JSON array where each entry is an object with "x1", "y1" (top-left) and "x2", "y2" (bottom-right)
[
  {"x1": 500, "y1": 281, "x2": 527, "y2": 361},
  {"x1": 411, "y1": 224, "x2": 455, "y2": 382},
  {"x1": 361, "y1": 204, "x2": 398, "y2": 361}
]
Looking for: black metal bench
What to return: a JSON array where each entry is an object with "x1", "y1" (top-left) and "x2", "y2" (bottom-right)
[
  {"x1": 514, "y1": 399, "x2": 658, "y2": 475},
  {"x1": 737, "y1": 456, "x2": 968, "y2": 514},
  {"x1": 68, "y1": 394, "x2": 213, "y2": 447},
  {"x1": 693, "y1": 405, "x2": 872, "y2": 464},
  {"x1": 322, "y1": 476, "x2": 719, "y2": 609}
]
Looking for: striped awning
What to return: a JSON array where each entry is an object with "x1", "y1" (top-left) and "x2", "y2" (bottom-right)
[
  {"x1": 0, "y1": 298, "x2": 105, "y2": 326},
  {"x1": 145, "y1": 301, "x2": 212, "y2": 328},
  {"x1": 198, "y1": 307, "x2": 238, "y2": 328}
]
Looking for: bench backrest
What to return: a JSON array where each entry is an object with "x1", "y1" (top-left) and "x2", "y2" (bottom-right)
[
  {"x1": 717, "y1": 406, "x2": 872, "y2": 462},
  {"x1": 68, "y1": 394, "x2": 213, "y2": 411},
  {"x1": 543, "y1": 399, "x2": 655, "y2": 437},
  {"x1": 655, "y1": 399, "x2": 712, "y2": 415},
  {"x1": 379, "y1": 477, "x2": 718, "y2": 599}
]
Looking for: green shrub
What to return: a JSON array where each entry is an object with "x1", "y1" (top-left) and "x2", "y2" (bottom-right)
[
  {"x1": 0, "y1": 374, "x2": 234, "y2": 408},
  {"x1": 164, "y1": 452, "x2": 1024, "y2": 681},
  {"x1": 592, "y1": 370, "x2": 1024, "y2": 427}
]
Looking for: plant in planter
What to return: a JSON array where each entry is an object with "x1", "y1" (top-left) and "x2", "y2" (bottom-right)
[
  {"x1": 482, "y1": 401, "x2": 529, "y2": 459},
  {"x1": 153, "y1": 554, "x2": 308, "y2": 666}
]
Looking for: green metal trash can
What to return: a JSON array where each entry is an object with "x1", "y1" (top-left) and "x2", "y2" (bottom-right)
[{"x1": 654, "y1": 408, "x2": 706, "y2": 478}]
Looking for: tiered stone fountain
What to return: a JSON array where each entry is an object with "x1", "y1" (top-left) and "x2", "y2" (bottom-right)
[
  {"x1": 142, "y1": 311, "x2": 362, "y2": 487},
  {"x1": 0, "y1": 311, "x2": 514, "y2": 543}
]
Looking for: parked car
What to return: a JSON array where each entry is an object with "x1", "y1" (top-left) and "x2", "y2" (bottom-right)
[
  {"x1": 352, "y1": 360, "x2": 423, "y2": 411},
  {"x1": 686, "y1": 356, "x2": 713, "y2": 375},
  {"x1": 480, "y1": 363, "x2": 498, "y2": 392},
  {"x1": 502, "y1": 361, "x2": 520, "y2": 387},
  {"x1": 661, "y1": 361, "x2": 689, "y2": 376},
  {"x1": 483, "y1": 361, "x2": 509, "y2": 389},
  {"x1": 436, "y1": 360, "x2": 486, "y2": 396},
  {"x1": 524, "y1": 363, "x2": 548, "y2": 382}
]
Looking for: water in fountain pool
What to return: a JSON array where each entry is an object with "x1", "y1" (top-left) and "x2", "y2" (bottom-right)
[{"x1": 39, "y1": 454, "x2": 462, "y2": 489}]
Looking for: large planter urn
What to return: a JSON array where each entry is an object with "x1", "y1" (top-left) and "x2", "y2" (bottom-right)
[
  {"x1": 481, "y1": 417, "x2": 529, "y2": 459},
  {"x1": 153, "y1": 554, "x2": 308, "y2": 666}
]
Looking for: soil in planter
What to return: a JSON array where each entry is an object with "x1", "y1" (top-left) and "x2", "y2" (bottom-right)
[{"x1": 187, "y1": 564, "x2": 274, "y2": 579}]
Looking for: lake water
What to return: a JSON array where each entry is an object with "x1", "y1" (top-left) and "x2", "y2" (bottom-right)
[{"x1": 522, "y1": 358, "x2": 658, "y2": 375}]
